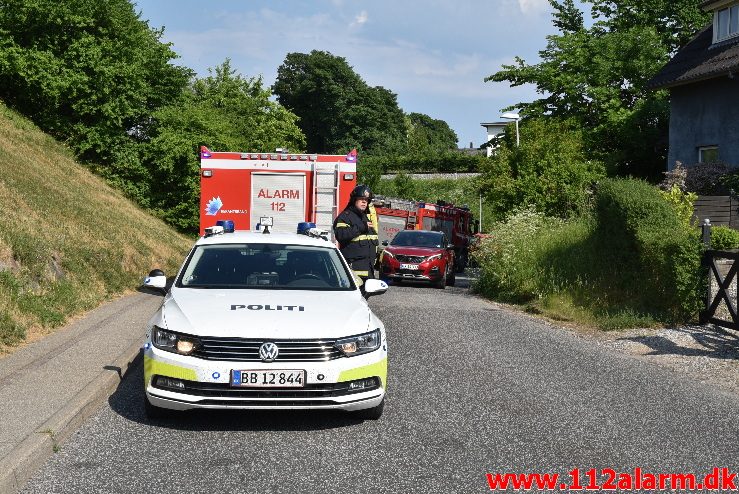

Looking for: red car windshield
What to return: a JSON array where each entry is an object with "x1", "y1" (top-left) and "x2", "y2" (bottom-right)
[{"x1": 390, "y1": 231, "x2": 444, "y2": 248}]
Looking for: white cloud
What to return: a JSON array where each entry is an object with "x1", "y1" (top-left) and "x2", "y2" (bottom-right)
[
  {"x1": 351, "y1": 10, "x2": 368, "y2": 27},
  {"x1": 517, "y1": 0, "x2": 550, "y2": 14}
]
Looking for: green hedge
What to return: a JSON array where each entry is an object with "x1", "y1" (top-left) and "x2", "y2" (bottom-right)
[
  {"x1": 593, "y1": 178, "x2": 703, "y2": 320},
  {"x1": 472, "y1": 178, "x2": 704, "y2": 328},
  {"x1": 361, "y1": 152, "x2": 486, "y2": 174},
  {"x1": 711, "y1": 225, "x2": 739, "y2": 250}
]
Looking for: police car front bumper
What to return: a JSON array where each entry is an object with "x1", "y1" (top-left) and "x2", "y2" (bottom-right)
[{"x1": 143, "y1": 346, "x2": 387, "y2": 412}]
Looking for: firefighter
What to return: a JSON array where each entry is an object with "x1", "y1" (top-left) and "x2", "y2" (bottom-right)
[{"x1": 333, "y1": 184, "x2": 379, "y2": 291}]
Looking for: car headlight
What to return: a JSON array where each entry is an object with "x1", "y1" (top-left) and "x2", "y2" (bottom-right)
[
  {"x1": 425, "y1": 254, "x2": 442, "y2": 262},
  {"x1": 335, "y1": 329, "x2": 382, "y2": 357},
  {"x1": 151, "y1": 326, "x2": 200, "y2": 356},
  {"x1": 382, "y1": 250, "x2": 395, "y2": 260}
]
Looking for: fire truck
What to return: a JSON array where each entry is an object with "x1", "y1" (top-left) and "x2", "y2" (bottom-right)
[
  {"x1": 372, "y1": 196, "x2": 417, "y2": 245},
  {"x1": 374, "y1": 196, "x2": 475, "y2": 273},
  {"x1": 199, "y1": 146, "x2": 358, "y2": 237}
]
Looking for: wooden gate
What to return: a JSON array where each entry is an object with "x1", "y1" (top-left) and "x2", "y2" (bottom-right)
[{"x1": 700, "y1": 249, "x2": 739, "y2": 330}]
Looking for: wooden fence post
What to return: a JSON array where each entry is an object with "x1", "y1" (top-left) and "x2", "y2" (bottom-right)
[
  {"x1": 700, "y1": 219, "x2": 712, "y2": 324},
  {"x1": 702, "y1": 218, "x2": 712, "y2": 247}
]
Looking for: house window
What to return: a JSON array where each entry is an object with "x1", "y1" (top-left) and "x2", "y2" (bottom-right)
[
  {"x1": 715, "y1": 5, "x2": 739, "y2": 42},
  {"x1": 699, "y1": 146, "x2": 720, "y2": 163}
]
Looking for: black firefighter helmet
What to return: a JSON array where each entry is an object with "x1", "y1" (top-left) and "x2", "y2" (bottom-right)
[{"x1": 350, "y1": 184, "x2": 373, "y2": 201}]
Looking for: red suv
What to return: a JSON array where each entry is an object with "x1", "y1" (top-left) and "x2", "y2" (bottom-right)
[{"x1": 380, "y1": 230, "x2": 455, "y2": 288}]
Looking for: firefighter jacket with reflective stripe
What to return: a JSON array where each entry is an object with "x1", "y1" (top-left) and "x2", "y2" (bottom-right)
[{"x1": 333, "y1": 205, "x2": 379, "y2": 276}]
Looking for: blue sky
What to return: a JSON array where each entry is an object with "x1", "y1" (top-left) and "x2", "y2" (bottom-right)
[{"x1": 134, "y1": 0, "x2": 565, "y2": 149}]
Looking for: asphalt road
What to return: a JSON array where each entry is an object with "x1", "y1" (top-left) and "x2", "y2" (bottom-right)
[{"x1": 22, "y1": 276, "x2": 739, "y2": 493}]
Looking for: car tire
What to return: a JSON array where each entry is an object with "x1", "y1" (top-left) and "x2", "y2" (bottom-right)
[
  {"x1": 355, "y1": 399, "x2": 384, "y2": 420},
  {"x1": 434, "y1": 270, "x2": 447, "y2": 289},
  {"x1": 144, "y1": 396, "x2": 170, "y2": 420},
  {"x1": 447, "y1": 269, "x2": 456, "y2": 287}
]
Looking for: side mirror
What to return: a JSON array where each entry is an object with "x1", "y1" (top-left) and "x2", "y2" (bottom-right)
[
  {"x1": 143, "y1": 269, "x2": 167, "y2": 292},
  {"x1": 363, "y1": 279, "x2": 388, "y2": 297},
  {"x1": 381, "y1": 240, "x2": 389, "y2": 246},
  {"x1": 447, "y1": 244, "x2": 455, "y2": 250}
]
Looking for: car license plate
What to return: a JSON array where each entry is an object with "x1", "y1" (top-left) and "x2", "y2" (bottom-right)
[
  {"x1": 231, "y1": 369, "x2": 305, "y2": 388},
  {"x1": 400, "y1": 263, "x2": 419, "y2": 270}
]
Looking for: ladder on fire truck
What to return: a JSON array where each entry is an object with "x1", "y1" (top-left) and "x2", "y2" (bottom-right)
[{"x1": 312, "y1": 161, "x2": 340, "y2": 238}]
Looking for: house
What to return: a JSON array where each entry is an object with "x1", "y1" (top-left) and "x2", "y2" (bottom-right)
[
  {"x1": 480, "y1": 122, "x2": 509, "y2": 157},
  {"x1": 648, "y1": 0, "x2": 739, "y2": 170}
]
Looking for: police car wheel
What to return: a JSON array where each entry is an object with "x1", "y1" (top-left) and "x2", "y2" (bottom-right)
[
  {"x1": 354, "y1": 399, "x2": 384, "y2": 420},
  {"x1": 144, "y1": 396, "x2": 170, "y2": 420}
]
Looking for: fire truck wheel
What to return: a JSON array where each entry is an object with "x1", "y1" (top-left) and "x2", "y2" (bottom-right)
[{"x1": 455, "y1": 253, "x2": 467, "y2": 273}]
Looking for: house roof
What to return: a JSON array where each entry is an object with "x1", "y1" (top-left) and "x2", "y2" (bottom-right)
[
  {"x1": 701, "y1": 0, "x2": 733, "y2": 10},
  {"x1": 647, "y1": 25, "x2": 739, "y2": 90}
]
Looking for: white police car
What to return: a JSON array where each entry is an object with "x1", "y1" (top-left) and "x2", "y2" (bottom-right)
[{"x1": 142, "y1": 225, "x2": 388, "y2": 420}]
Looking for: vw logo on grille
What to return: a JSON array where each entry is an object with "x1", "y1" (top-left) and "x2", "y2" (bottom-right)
[{"x1": 259, "y1": 342, "x2": 279, "y2": 362}]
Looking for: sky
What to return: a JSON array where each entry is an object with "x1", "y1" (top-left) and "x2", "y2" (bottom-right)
[{"x1": 133, "y1": 0, "x2": 564, "y2": 149}]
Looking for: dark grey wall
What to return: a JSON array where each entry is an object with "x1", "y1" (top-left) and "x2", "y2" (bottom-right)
[{"x1": 667, "y1": 76, "x2": 739, "y2": 170}]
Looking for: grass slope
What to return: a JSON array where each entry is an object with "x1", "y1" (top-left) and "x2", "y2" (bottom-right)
[{"x1": 0, "y1": 104, "x2": 191, "y2": 348}]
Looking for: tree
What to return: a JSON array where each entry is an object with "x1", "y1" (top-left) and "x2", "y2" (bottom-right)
[
  {"x1": 0, "y1": 0, "x2": 192, "y2": 164},
  {"x1": 406, "y1": 112, "x2": 459, "y2": 155},
  {"x1": 272, "y1": 50, "x2": 406, "y2": 155},
  {"x1": 589, "y1": 0, "x2": 710, "y2": 52},
  {"x1": 143, "y1": 60, "x2": 305, "y2": 232},
  {"x1": 486, "y1": 0, "x2": 709, "y2": 179},
  {"x1": 477, "y1": 118, "x2": 606, "y2": 219}
]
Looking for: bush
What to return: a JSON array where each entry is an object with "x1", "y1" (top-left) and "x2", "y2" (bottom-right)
[
  {"x1": 472, "y1": 178, "x2": 705, "y2": 327},
  {"x1": 594, "y1": 178, "x2": 703, "y2": 321},
  {"x1": 710, "y1": 225, "x2": 739, "y2": 250},
  {"x1": 660, "y1": 162, "x2": 730, "y2": 194},
  {"x1": 472, "y1": 206, "x2": 563, "y2": 303},
  {"x1": 658, "y1": 185, "x2": 697, "y2": 227},
  {"x1": 477, "y1": 118, "x2": 606, "y2": 220}
]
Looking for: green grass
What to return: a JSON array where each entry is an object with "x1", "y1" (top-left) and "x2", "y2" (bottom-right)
[
  {"x1": 471, "y1": 209, "x2": 678, "y2": 331},
  {"x1": 0, "y1": 103, "x2": 192, "y2": 348}
]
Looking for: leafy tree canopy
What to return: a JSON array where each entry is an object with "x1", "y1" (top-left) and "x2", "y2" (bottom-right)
[
  {"x1": 477, "y1": 117, "x2": 606, "y2": 219},
  {"x1": 0, "y1": 0, "x2": 192, "y2": 164},
  {"x1": 406, "y1": 112, "x2": 459, "y2": 155},
  {"x1": 486, "y1": 0, "x2": 709, "y2": 180},
  {"x1": 272, "y1": 50, "x2": 406, "y2": 156},
  {"x1": 144, "y1": 60, "x2": 305, "y2": 232}
]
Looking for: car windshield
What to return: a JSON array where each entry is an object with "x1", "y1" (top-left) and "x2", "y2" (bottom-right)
[
  {"x1": 390, "y1": 231, "x2": 444, "y2": 248},
  {"x1": 177, "y1": 243, "x2": 355, "y2": 290}
]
